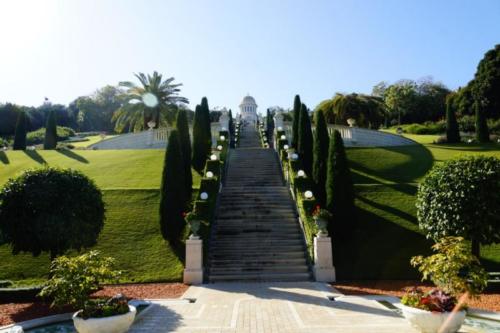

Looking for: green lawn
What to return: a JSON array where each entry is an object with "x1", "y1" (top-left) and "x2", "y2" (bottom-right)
[
  {"x1": 339, "y1": 137, "x2": 500, "y2": 279},
  {"x1": 0, "y1": 150, "x2": 201, "y2": 285}
]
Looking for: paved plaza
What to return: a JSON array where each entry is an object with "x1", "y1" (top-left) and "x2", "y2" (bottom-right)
[{"x1": 128, "y1": 282, "x2": 420, "y2": 333}]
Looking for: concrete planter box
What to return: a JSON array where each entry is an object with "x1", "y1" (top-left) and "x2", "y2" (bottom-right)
[
  {"x1": 72, "y1": 305, "x2": 136, "y2": 333},
  {"x1": 401, "y1": 304, "x2": 466, "y2": 333}
]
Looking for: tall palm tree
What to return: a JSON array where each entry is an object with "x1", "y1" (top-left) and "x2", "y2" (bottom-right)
[{"x1": 113, "y1": 71, "x2": 188, "y2": 132}]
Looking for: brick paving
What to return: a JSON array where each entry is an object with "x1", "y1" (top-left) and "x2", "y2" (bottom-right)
[{"x1": 128, "y1": 282, "x2": 419, "y2": 333}]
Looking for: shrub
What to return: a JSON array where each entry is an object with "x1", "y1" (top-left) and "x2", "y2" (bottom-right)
[
  {"x1": 0, "y1": 167, "x2": 105, "y2": 259},
  {"x1": 411, "y1": 237, "x2": 488, "y2": 298},
  {"x1": 39, "y1": 251, "x2": 121, "y2": 309},
  {"x1": 326, "y1": 130, "x2": 355, "y2": 237},
  {"x1": 312, "y1": 109, "x2": 329, "y2": 205},
  {"x1": 475, "y1": 101, "x2": 490, "y2": 142},
  {"x1": 44, "y1": 110, "x2": 58, "y2": 149},
  {"x1": 159, "y1": 130, "x2": 186, "y2": 242},
  {"x1": 291, "y1": 95, "x2": 301, "y2": 149},
  {"x1": 416, "y1": 156, "x2": 500, "y2": 257},
  {"x1": 192, "y1": 105, "x2": 209, "y2": 172},
  {"x1": 401, "y1": 288, "x2": 458, "y2": 313},
  {"x1": 79, "y1": 296, "x2": 129, "y2": 319},
  {"x1": 488, "y1": 118, "x2": 500, "y2": 134},
  {"x1": 458, "y1": 115, "x2": 475, "y2": 132},
  {"x1": 26, "y1": 126, "x2": 75, "y2": 146},
  {"x1": 13, "y1": 111, "x2": 27, "y2": 150},
  {"x1": 446, "y1": 101, "x2": 460, "y2": 143}
]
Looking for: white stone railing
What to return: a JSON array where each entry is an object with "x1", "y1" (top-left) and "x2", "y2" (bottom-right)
[{"x1": 275, "y1": 121, "x2": 415, "y2": 147}]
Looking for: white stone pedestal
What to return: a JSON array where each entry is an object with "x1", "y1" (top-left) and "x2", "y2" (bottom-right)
[
  {"x1": 313, "y1": 236, "x2": 336, "y2": 282},
  {"x1": 183, "y1": 237, "x2": 203, "y2": 284}
]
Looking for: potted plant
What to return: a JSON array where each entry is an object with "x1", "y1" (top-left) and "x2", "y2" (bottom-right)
[
  {"x1": 311, "y1": 205, "x2": 332, "y2": 237},
  {"x1": 39, "y1": 251, "x2": 136, "y2": 333},
  {"x1": 185, "y1": 212, "x2": 202, "y2": 238},
  {"x1": 401, "y1": 236, "x2": 488, "y2": 333}
]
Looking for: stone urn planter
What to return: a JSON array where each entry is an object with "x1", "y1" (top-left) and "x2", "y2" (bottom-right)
[
  {"x1": 401, "y1": 304, "x2": 466, "y2": 333},
  {"x1": 313, "y1": 217, "x2": 328, "y2": 237},
  {"x1": 73, "y1": 305, "x2": 136, "y2": 333}
]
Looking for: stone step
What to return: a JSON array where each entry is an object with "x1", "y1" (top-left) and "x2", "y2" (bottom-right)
[
  {"x1": 209, "y1": 272, "x2": 311, "y2": 282},
  {"x1": 210, "y1": 258, "x2": 307, "y2": 265},
  {"x1": 210, "y1": 265, "x2": 309, "y2": 274},
  {"x1": 210, "y1": 252, "x2": 306, "y2": 260}
]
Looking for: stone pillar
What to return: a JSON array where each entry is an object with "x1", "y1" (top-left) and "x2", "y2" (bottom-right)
[
  {"x1": 219, "y1": 111, "x2": 229, "y2": 132},
  {"x1": 183, "y1": 236, "x2": 203, "y2": 284},
  {"x1": 313, "y1": 236, "x2": 336, "y2": 282},
  {"x1": 274, "y1": 111, "x2": 284, "y2": 130}
]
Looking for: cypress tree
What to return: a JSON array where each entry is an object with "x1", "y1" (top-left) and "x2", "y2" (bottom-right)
[
  {"x1": 326, "y1": 130, "x2": 355, "y2": 237},
  {"x1": 191, "y1": 105, "x2": 207, "y2": 172},
  {"x1": 312, "y1": 109, "x2": 329, "y2": 205},
  {"x1": 445, "y1": 99, "x2": 460, "y2": 143},
  {"x1": 475, "y1": 101, "x2": 490, "y2": 142},
  {"x1": 176, "y1": 109, "x2": 192, "y2": 206},
  {"x1": 159, "y1": 130, "x2": 186, "y2": 242},
  {"x1": 291, "y1": 95, "x2": 301, "y2": 148},
  {"x1": 43, "y1": 110, "x2": 57, "y2": 149},
  {"x1": 201, "y1": 97, "x2": 212, "y2": 153},
  {"x1": 13, "y1": 111, "x2": 27, "y2": 150},
  {"x1": 298, "y1": 103, "x2": 313, "y2": 176}
]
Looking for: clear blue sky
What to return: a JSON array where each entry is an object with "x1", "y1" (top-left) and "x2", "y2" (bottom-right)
[{"x1": 0, "y1": 0, "x2": 499, "y2": 114}]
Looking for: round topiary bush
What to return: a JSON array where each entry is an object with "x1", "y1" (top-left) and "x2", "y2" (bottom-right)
[
  {"x1": 0, "y1": 167, "x2": 105, "y2": 259},
  {"x1": 416, "y1": 156, "x2": 500, "y2": 256}
]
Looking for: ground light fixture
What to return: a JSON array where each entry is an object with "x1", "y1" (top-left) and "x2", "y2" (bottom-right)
[
  {"x1": 280, "y1": 135, "x2": 286, "y2": 140},
  {"x1": 297, "y1": 170, "x2": 305, "y2": 177},
  {"x1": 291, "y1": 153, "x2": 299, "y2": 160},
  {"x1": 200, "y1": 192, "x2": 208, "y2": 200},
  {"x1": 217, "y1": 145, "x2": 223, "y2": 151},
  {"x1": 220, "y1": 135, "x2": 226, "y2": 141},
  {"x1": 278, "y1": 126, "x2": 283, "y2": 131},
  {"x1": 210, "y1": 154, "x2": 218, "y2": 161},
  {"x1": 206, "y1": 171, "x2": 214, "y2": 178},
  {"x1": 283, "y1": 144, "x2": 289, "y2": 150},
  {"x1": 304, "y1": 190, "x2": 314, "y2": 199}
]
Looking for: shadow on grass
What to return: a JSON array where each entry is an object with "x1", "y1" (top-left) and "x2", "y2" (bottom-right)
[
  {"x1": 23, "y1": 150, "x2": 47, "y2": 164},
  {"x1": 333, "y1": 206, "x2": 433, "y2": 280},
  {"x1": 0, "y1": 151, "x2": 9, "y2": 164},
  {"x1": 56, "y1": 149, "x2": 89, "y2": 163},
  {"x1": 356, "y1": 194, "x2": 417, "y2": 225},
  {"x1": 427, "y1": 142, "x2": 500, "y2": 152}
]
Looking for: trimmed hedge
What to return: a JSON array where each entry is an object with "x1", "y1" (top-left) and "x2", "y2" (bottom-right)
[{"x1": 26, "y1": 126, "x2": 75, "y2": 146}]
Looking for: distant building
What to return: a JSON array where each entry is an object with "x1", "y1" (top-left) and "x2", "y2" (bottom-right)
[{"x1": 239, "y1": 95, "x2": 258, "y2": 124}]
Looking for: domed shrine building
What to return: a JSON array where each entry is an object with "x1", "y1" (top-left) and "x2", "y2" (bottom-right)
[{"x1": 239, "y1": 95, "x2": 258, "y2": 124}]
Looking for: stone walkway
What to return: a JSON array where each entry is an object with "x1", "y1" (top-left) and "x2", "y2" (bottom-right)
[{"x1": 128, "y1": 282, "x2": 419, "y2": 333}]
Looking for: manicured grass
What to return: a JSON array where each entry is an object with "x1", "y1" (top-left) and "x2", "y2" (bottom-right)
[
  {"x1": 0, "y1": 150, "x2": 201, "y2": 189},
  {"x1": 0, "y1": 190, "x2": 184, "y2": 285},
  {"x1": 341, "y1": 137, "x2": 500, "y2": 279}
]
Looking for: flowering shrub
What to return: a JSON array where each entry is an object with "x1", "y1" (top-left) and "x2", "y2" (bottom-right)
[
  {"x1": 78, "y1": 294, "x2": 129, "y2": 319},
  {"x1": 401, "y1": 288, "x2": 458, "y2": 313},
  {"x1": 311, "y1": 205, "x2": 332, "y2": 220}
]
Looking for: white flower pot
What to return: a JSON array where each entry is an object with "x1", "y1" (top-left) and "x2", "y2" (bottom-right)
[
  {"x1": 401, "y1": 304, "x2": 466, "y2": 333},
  {"x1": 72, "y1": 305, "x2": 136, "y2": 333}
]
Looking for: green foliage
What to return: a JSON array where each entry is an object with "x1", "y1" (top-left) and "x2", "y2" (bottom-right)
[
  {"x1": 390, "y1": 121, "x2": 445, "y2": 135},
  {"x1": 159, "y1": 130, "x2": 186, "y2": 242},
  {"x1": 291, "y1": 95, "x2": 301, "y2": 149},
  {"x1": 0, "y1": 167, "x2": 105, "y2": 259},
  {"x1": 79, "y1": 296, "x2": 129, "y2": 319},
  {"x1": 75, "y1": 86, "x2": 123, "y2": 132},
  {"x1": 200, "y1": 97, "x2": 212, "y2": 154},
  {"x1": 324, "y1": 93, "x2": 385, "y2": 128},
  {"x1": 416, "y1": 156, "x2": 500, "y2": 256},
  {"x1": 191, "y1": 105, "x2": 209, "y2": 172},
  {"x1": 115, "y1": 71, "x2": 188, "y2": 131},
  {"x1": 411, "y1": 237, "x2": 488, "y2": 298},
  {"x1": 39, "y1": 251, "x2": 121, "y2": 309},
  {"x1": 176, "y1": 109, "x2": 192, "y2": 207},
  {"x1": 475, "y1": 101, "x2": 490, "y2": 142},
  {"x1": 0, "y1": 103, "x2": 22, "y2": 136},
  {"x1": 13, "y1": 111, "x2": 27, "y2": 150},
  {"x1": 298, "y1": 103, "x2": 313, "y2": 176},
  {"x1": 446, "y1": 98, "x2": 460, "y2": 143},
  {"x1": 312, "y1": 109, "x2": 329, "y2": 205},
  {"x1": 27, "y1": 126, "x2": 75, "y2": 146},
  {"x1": 43, "y1": 110, "x2": 58, "y2": 149},
  {"x1": 472, "y1": 44, "x2": 500, "y2": 119},
  {"x1": 326, "y1": 130, "x2": 355, "y2": 237}
]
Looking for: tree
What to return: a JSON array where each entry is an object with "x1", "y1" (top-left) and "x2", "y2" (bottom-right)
[
  {"x1": 472, "y1": 44, "x2": 500, "y2": 119},
  {"x1": 191, "y1": 105, "x2": 208, "y2": 172},
  {"x1": 0, "y1": 103, "x2": 21, "y2": 135},
  {"x1": 445, "y1": 96, "x2": 460, "y2": 143},
  {"x1": 312, "y1": 109, "x2": 329, "y2": 205},
  {"x1": 13, "y1": 111, "x2": 27, "y2": 150},
  {"x1": 291, "y1": 95, "x2": 301, "y2": 148},
  {"x1": 43, "y1": 110, "x2": 57, "y2": 149},
  {"x1": 383, "y1": 80, "x2": 418, "y2": 125},
  {"x1": 416, "y1": 156, "x2": 500, "y2": 257},
  {"x1": 297, "y1": 103, "x2": 313, "y2": 176},
  {"x1": 200, "y1": 97, "x2": 212, "y2": 155},
  {"x1": 176, "y1": 108, "x2": 192, "y2": 206},
  {"x1": 114, "y1": 71, "x2": 188, "y2": 131},
  {"x1": 0, "y1": 167, "x2": 105, "y2": 260},
  {"x1": 326, "y1": 130, "x2": 355, "y2": 237},
  {"x1": 159, "y1": 130, "x2": 186, "y2": 242},
  {"x1": 475, "y1": 101, "x2": 490, "y2": 142}
]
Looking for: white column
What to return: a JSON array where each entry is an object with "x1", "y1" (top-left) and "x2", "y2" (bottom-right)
[
  {"x1": 313, "y1": 236, "x2": 336, "y2": 282},
  {"x1": 183, "y1": 237, "x2": 203, "y2": 284}
]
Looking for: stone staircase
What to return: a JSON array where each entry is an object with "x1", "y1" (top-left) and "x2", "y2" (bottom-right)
[{"x1": 208, "y1": 124, "x2": 311, "y2": 282}]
